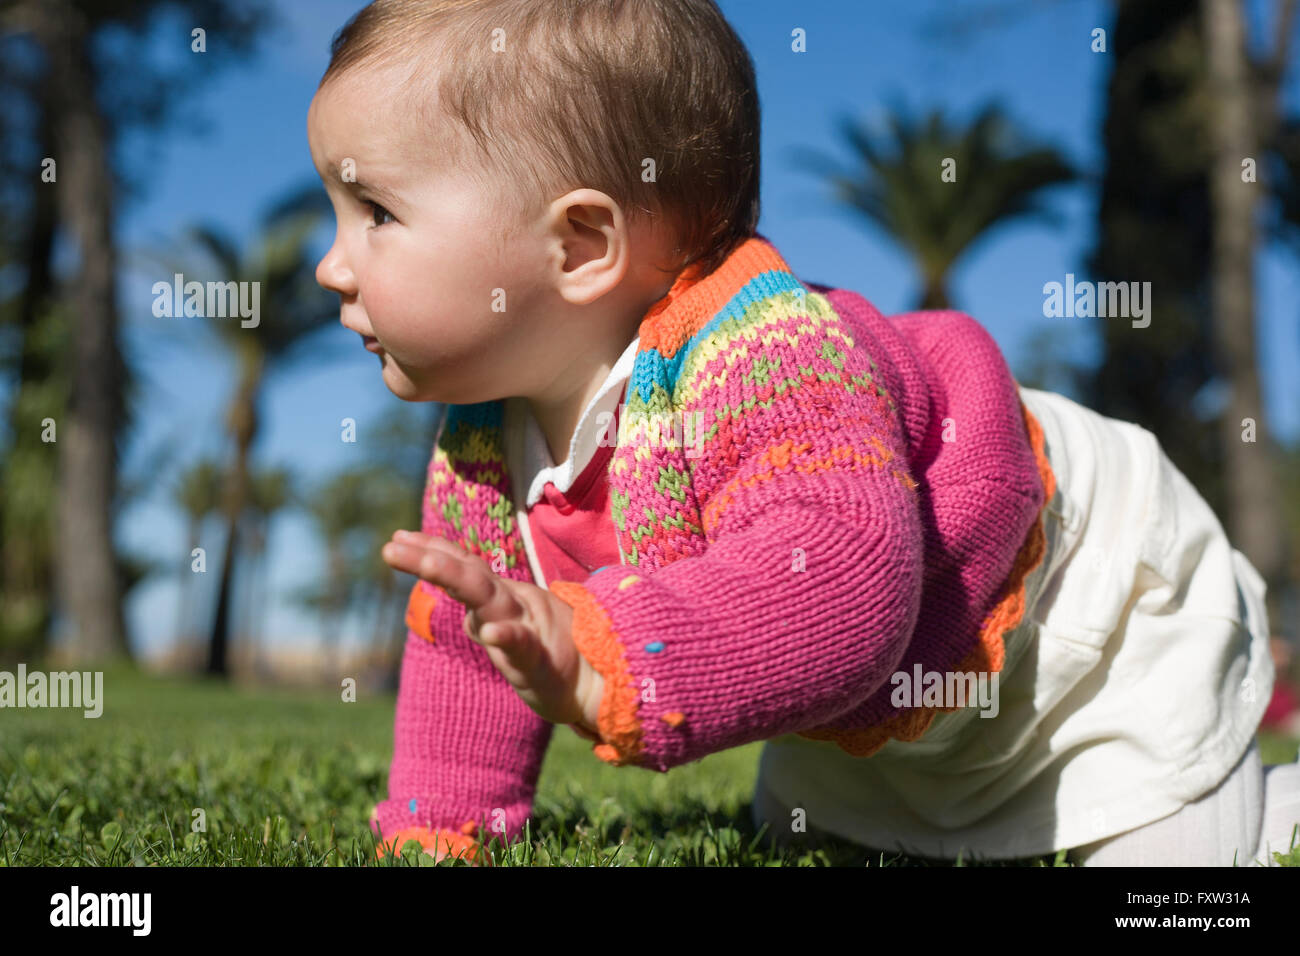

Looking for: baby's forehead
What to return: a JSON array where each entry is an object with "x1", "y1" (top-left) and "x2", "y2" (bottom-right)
[
  {"x1": 310, "y1": 67, "x2": 449, "y2": 166},
  {"x1": 313, "y1": 61, "x2": 418, "y2": 130}
]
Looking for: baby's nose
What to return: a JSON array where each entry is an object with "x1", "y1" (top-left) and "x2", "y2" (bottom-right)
[{"x1": 315, "y1": 241, "x2": 355, "y2": 295}]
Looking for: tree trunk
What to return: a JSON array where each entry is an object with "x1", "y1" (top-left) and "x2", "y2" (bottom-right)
[
  {"x1": 207, "y1": 363, "x2": 261, "y2": 677},
  {"x1": 246, "y1": 533, "x2": 263, "y2": 679},
  {"x1": 323, "y1": 542, "x2": 347, "y2": 677},
  {"x1": 918, "y1": 271, "x2": 951, "y2": 311},
  {"x1": 36, "y1": 0, "x2": 129, "y2": 664},
  {"x1": 1202, "y1": 0, "x2": 1290, "y2": 631},
  {"x1": 206, "y1": 481, "x2": 243, "y2": 676},
  {"x1": 177, "y1": 523, "x2": 199, "y2": 645}
]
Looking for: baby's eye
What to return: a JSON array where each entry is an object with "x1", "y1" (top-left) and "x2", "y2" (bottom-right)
[{"x1": 366, "y1": 201, "x2": 395, "y2": 228}]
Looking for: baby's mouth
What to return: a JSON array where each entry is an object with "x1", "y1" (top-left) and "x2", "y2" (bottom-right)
[{"x1": 362, "y1": 335, "x2": 383, "y2": 354}]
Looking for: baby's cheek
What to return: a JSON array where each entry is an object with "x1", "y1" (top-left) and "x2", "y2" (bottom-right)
[
  {"x1": 361, "y1": 279, "x2": 410, "y2": 333},
  {"x1": 366, "y1": 297, "x2": 436, "y2": 363}
]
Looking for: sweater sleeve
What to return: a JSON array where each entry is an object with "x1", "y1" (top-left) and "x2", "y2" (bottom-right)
[
  {"x1": 369, "y1": 580, "x2": 555, "y2": 862},
  {"x1": 548, "y1": 325, "x2": 926, "y2": 772}
]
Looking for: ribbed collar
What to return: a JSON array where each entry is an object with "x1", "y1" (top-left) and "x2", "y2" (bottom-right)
[{"x1": 505, "y1": 231, "x2": 780, "y2": 510}]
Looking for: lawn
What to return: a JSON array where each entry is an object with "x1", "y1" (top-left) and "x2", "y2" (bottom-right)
[{"x1": 2, "y1": 663, "x2": 1297, "y2": 866}]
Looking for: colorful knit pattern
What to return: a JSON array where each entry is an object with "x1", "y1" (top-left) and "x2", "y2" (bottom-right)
[
  {"x1": 611, "y1": 243, "x2": 915, "y2": 570},
  {"x1": 426, "y1": 401, "x2": 530, "y2": 574}
]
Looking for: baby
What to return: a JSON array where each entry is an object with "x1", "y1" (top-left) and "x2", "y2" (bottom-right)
[{"x1": 307, "y1": 0, "x2": 1300, "y2": 866}]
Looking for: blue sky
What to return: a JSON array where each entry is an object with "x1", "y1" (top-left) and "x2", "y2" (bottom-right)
[{"x1": 90, "y1": 0, "x2": 1300, "y2": 658}]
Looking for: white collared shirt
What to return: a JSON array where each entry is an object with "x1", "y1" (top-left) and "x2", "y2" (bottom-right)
[{"x1": 502, "y1": 334, "x2": 640, "y2": 588}]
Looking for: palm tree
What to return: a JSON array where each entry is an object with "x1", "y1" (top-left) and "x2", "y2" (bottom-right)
[
  {"x1": 242, "y1": 466, "x2": 292, "y2": 674},
  {"x1": 304, "y1": 470, "x2": 374, "y2": 674},
  {"x1": 354, "y1": 467, "x2": 422, "y2": 659},
  {"x1": 296, "y1": 406, "x2": 436, "y2": 685},
  {"x1": 793, "y1": 102, "x2": 1075, "y2": 309},
  {"x1": 171, "y1": 458, "x2": 222, "y2": 647},
  {"x1": 183, "y1": 185, "x2": 336, "y2": 677}
]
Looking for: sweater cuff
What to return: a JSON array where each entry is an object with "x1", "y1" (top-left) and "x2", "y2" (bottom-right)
[
  {"x1": 369, "y1": 811, "x2": 487, "y2": 864},
  {"x1": 549, "y1": 578, "x2": 651, "y2": 766}
]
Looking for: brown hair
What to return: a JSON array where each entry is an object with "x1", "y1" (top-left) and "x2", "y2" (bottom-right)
[{"x1": 320, "y1": 0, "x2": 761, "y2": 279}]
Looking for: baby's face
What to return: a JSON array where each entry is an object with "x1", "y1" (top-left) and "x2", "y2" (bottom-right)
[{"x1": 308, "y1": 64, "x2": 552, "y2": 404}]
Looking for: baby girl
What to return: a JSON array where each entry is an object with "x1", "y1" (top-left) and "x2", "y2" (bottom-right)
[{"x1": 306, "y1": 0, "x2": 1299, "y2": 866}]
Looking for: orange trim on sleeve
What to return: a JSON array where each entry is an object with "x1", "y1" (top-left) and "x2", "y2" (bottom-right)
[
  {"x1": 548, "y1": 580, "x2": 644, "y2": 766},
  {"x1": 405, "y1": 581, "x2": 439, "y2": 643},
  {"x1": 797, "y1": 399, "x2": 1057, "y2": 757}
]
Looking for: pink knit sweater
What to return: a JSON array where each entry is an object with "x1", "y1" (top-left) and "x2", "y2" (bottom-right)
[{"x1": 369, "y1": 236, "x2": 1053, "y2": 862}]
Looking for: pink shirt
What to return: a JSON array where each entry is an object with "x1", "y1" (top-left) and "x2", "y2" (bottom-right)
[{"x1": 522, "y1": 383, "x2": 627, "y2": 584}]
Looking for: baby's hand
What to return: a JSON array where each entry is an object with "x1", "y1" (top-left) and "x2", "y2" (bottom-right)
[{"x1": 382, "y1": 530, "x2": 604, "y2": 736}]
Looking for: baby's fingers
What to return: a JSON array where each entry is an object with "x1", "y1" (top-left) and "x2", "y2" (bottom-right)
[
  {"x1": 383, "y1": 540, "x2": 511, "y2": 617},
  {"x1": 477, "y1": 622, "x2": 544, "y2": 687}
]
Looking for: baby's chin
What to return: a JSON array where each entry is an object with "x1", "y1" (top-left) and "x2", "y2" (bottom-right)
[
  {"x1": 379, "y1": 359, "x2": 438, "y2": 403},
  {"x1": 378, "y1": 348, "x2": 521, "y2": 406},
  {"x1": 380, "y1": 356, "x2": 472, "y2": 405}
]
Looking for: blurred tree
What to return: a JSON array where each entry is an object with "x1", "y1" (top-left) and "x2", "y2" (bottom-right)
[
  {"x1": 1013, "y1": 322, "x2": 1095, "y2": 401},
  {"x1": 0, "y1": 0, "x2": 270, "y2": 664},
  {"x1": 793, "y1": 102, "x2": 1075, "y2": 309},
  {"x1": 1271, "y1": 67, "x2": 1300, "y2": 628},
  {"x1": 171, "y1": 458, "x2": 221, "y2": 646},
  {"x1": 1086, "y1": 0, "x2": 1294, "y2": 632},
  {"x1": 357, "y1": 467, "x2": 424, "y2": 653},
  {"x1": 1276, "y1": 116, "x2": 1300, "y2": 245},
  {"x1": 297, "y1": 406, "x2": 435, "y2": 686},
  {"x1": 33, "y1": 0, "x2": 127, "y2": 664},
  {"x1": 0, "y1": 69, "x2": 61, "y2": 661},
  {"x1": 304, "y1": 469, "x2": 373, "y2": 671},
  {"x1": 354, "y1": 408, "x2": 436, "y2": 685},
  {"x1": 1201, "y1": 0, "x2": 1294, "y2": 634},
  {"x1": 182, "y1": 184, "x2": 335, "y2": 678},
  {"x1": 0, "y1": 302, "x2": 67, "y2": 662},
  {"x1": 242, "y1": 465, "x2": 293, "y2": 674},
  {"x1": 1083, "y1": 1, "x2": 1224, "y2": 515}
]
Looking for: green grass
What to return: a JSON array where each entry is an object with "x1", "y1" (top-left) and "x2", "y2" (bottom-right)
[{"x1": 1, "y1": 663, "x2": 1296, "y2": 866}]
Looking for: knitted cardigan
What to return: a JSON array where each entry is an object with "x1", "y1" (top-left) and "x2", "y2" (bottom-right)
[{"x1": 370, "y1": 235, "x2": 1054, "y2": 862}]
